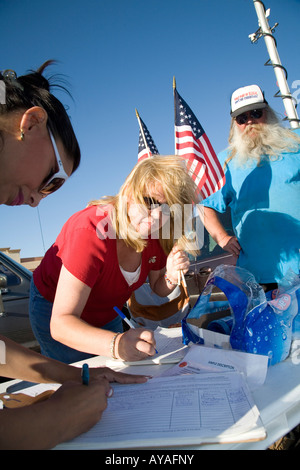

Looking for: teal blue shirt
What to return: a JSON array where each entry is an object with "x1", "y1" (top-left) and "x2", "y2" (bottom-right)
[{"x1": 202, "y1": 128, "x2": 300, "y2": 283}]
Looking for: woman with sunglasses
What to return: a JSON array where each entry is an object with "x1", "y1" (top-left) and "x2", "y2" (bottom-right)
[
  {"x1": 0, "y1": 62, "x2": 147, "y2": 449},
  {"x1": 29, "y1": 155, "x2": 198, "y2": 364},
  {"x1": 0, "y1": 63, "x2": 80, "y2": 206}
]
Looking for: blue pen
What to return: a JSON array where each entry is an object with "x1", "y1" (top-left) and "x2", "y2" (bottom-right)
[
  {"x1": 113, "y1": 306, "x2": 158, "y2": 354},
  {"x1": 113, "y1": 306, "x2": 136, "y2": 329},
  {"x1": 81, "y1": 363, "x2": 89, "y2": 385}
]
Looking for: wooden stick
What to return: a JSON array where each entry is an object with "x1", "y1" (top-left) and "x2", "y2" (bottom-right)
[{"x1": 180, "y1": 269, "x2": 187, "y2": 288}]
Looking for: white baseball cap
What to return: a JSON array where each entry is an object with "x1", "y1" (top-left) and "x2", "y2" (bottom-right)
[{"x1": 230, "y1": 85, "x2": 268, "y2": 117}]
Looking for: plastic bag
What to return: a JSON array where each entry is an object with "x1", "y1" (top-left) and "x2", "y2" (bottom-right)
[{"x1": 182, "y1": 265, "x2": 300, "y2": 366}]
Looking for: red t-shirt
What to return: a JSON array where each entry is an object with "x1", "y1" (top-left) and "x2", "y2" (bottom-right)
[{"x1": 33, "y1": 205, "x2": 167, "y2": 328}]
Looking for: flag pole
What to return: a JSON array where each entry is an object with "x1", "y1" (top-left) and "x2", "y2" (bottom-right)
[
  {"x1": 173, "y1": 77, "x2": 188, "y2": 289},
  {"x1": 173, "y1": 77, "x2": 177, "y2": 155},
  {"x1": 135, "y1": 108, "x2": 152, "y2": 158}
]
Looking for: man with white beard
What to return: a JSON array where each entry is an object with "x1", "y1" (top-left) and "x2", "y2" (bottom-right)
[{"x1": 202, "y1": 84, "x2": 300, "y2": 290}]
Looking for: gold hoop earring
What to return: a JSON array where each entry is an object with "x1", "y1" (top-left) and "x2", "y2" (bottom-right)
[{"x1": 20, "y1": 129, "x2": 25, "y2": 141}]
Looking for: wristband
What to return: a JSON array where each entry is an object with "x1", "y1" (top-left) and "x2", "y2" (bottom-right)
[
  {"x1": 164, "y1": 273, "x2": 177, "y2": 286},
  {"x1": 110, "y1": 332, "x2": 120, "y2": 359}
]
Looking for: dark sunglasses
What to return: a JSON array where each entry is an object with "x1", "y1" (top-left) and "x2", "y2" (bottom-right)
[
  {"x1": 38, "y1": 129, "x2": 69, "y2": 197},
  {"x1": 235, "y1": 109, "x2": 264, "y2": 125},
  {"x1": 143, "y1": 197, "x2": 170, "y2": 215}
]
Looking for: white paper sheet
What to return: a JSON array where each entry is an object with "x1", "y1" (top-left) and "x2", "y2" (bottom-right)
[
  {"x1": 54, "y1": 372, "x2": 266, "y2": 450},
  {"x1": 158, "y1": 344, "x2": 268, "y2": 390}
]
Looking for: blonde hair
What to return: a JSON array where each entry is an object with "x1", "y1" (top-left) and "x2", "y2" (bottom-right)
[{"x1": 88, "y1": 155, "x2": 199, "y2": 255}]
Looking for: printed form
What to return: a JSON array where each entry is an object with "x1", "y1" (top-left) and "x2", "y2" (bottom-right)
[{"x1": 55, "y1": 372, "x2": 266, "y2": 449}]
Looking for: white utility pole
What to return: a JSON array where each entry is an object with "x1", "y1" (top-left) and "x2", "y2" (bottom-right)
[{"x1": 249, "y1": 0, "x2": 299, "y2": 128}]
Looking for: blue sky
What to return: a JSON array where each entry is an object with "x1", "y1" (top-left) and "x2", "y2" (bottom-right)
[{"x1": 1, "y1": 0, "x2": 299, "y2": 258}]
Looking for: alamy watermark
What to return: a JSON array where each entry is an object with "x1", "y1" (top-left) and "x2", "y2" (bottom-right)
[
  {"x1": 292, "y1": 80, "x2": 300, "y2": 106},
  {"x1": 0, "y1": 80, "x2": 6, "y2": 104},
  {"x1": 0, "y1": 340, "x2": 6, "y2": 364},
  {"x1": 95, "y1": 201, "x2": 205, "y2": 252},
  {"x1": 290, "y1": 339, "x2": 300, "y2": 365}
]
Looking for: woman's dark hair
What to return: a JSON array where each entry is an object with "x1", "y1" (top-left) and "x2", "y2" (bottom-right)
[{"x1": 0, "y1": 60, "x2": 80, "y2": 172}]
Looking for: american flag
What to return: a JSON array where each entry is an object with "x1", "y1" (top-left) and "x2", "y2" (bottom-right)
[
  {"x1": 174, "y1": 86, "x2": 225, "y2": 199},
  {"x1": 136, "y1": 109, "x2": 159, "y2": 161}
]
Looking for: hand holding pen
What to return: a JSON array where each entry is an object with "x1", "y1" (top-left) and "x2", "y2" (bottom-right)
[
  {"x1": 81, "y1": 363, "x2": 113, "y2": 397},
  {"x1": 113, "y1": 307, "x2": 158, "y2": 361}
]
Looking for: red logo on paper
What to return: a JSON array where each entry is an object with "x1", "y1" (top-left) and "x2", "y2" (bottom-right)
[{"x1": 179, "y1": 361, "x2": 188, "y2": 368}]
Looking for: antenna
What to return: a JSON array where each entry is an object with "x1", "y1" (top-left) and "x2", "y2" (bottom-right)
[
  {"x1": 36, "y1": 207, "x2": 46, "y2": 254},
  {"x1": 249, "y1": 0, "x2": 299, "y2": 128}
]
